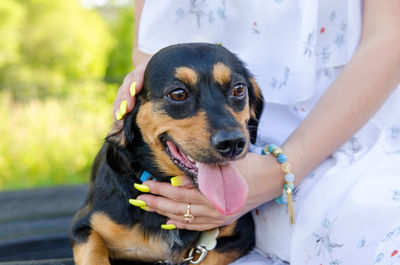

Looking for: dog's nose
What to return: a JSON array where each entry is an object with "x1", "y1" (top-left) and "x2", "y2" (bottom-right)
[{"x1": 211, "y1": 130, "x2": 246, "y2": 158}]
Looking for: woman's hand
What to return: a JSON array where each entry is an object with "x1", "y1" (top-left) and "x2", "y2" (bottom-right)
[
  {"x1": 135, "y1": 152, "x2": 284, "y2": 231},
  {"x1": 113, "y1": 60, "x2": 149, "y2": 121},
  {"x1": 137, "y1": 177, "x2": 249, "y2": 231}
]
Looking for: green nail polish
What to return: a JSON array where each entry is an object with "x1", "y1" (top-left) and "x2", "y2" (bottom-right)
[
  {"x1": 130, "y1": 82, "x2": 137, "y2": 98},
  {"x1": 129, "y1": 199, "x2": 146, "y2": 207},
  {"x1": 161, "y1": 224, "x2": 176, "y2": 230},
  {"x1": 134, "y1": 183, "x2": 150, "y2": 193}
]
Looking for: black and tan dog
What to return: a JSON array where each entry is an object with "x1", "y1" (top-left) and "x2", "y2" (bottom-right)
[{"x1": 70, "y1": 43, "x2": 263, "y2": 265}]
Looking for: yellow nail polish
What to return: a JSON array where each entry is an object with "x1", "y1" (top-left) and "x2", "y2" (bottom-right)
[
  {"x1": 120, "y1": 100, "x2": 127, "y2": 116},
  {"x1": 161, "y1": 224, "x2": 176, "y2": 230},
  {"x1": 170, "y1": 176, "x2": 183, "y2": 187},
  {"x1": 116, "y1": 110, "x2": 122, "y2": 120},
  {"x1": 129, "y1": 199, "x2": 146, "y2": 207},
  {"x1": 130, "y1": 82, "x2": 137, "y2": 98},
  {"x1": 134, "y1": 183, "x2": 150, "y2": 193},
  {"x1": 140, "y1": 206, "x2": 151, "y2": 211}
]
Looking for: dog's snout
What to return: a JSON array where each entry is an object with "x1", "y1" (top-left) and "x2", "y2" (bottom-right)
[{"x1": 211, "y1": 130, "x2": 246, "y2": 158}]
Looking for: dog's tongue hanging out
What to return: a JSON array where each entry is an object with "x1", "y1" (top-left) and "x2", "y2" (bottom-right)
[{"x1": 197, "y1": 162, "x2": 248, "y2": 215}]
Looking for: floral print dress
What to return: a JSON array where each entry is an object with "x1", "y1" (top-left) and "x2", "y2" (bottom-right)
[{"x1": 138, "y1": 1, "x2": 400, "y2": 264}]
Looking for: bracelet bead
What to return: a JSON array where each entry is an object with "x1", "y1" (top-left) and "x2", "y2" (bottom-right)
[
  {"x1": 272, "y1": 147, "x2": 283, "y2": 157},
  {"x1": 261, "y1": 147, "x2": 267, "y2": 155},
  {"x1": 281, "y1": 162, "x2": 292, "y2": 174},
  {"x1": 277, "y1": 153, "x2": 287, "y2": 163},
  {"x1": 284, "y1": 182, "x2": 295, "y2": 190},
  {"x1": 284, "y1": 173, "x2": 295, "y2": 182},
  {"x1": 268, "y1": 144, "x2": 277, "y2": 153}
]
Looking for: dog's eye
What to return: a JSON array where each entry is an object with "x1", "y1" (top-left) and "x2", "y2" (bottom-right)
[
  {"x1": 232, "y1": 84, "x2": 246, "y2": 97},
  {"x1": 168, "y1": 89, "x2": 188, "y2": 101}
]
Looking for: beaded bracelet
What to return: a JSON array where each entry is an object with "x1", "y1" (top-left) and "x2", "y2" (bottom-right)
[{"x1": 262, "y1": 144, "x2": 295, "y2": 225}]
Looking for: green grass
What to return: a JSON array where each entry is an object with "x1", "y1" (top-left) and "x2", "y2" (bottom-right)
[{"x1": 0, "y1": 83, "x2": 115, "y2": 190}]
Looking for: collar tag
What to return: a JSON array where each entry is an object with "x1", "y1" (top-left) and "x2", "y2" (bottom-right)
[
  {"x1": 139, "y1": 170, "x2": 151, "y2": 183},
  {"x1": 197, "y1": 228, "x2": 219, "y2": 251}
]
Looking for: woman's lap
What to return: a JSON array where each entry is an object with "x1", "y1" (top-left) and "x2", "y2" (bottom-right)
[{"x1": 230, "y1": 250, "x2": 289, "y2": 265}]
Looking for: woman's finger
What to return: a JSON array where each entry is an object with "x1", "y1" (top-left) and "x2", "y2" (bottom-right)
[
  {"x1": 137, "y1": 192, "x2": 219, "y2": 219},
  {"x1": 142, "y1": 180, "x2": 210, "y2": 205},
  {"x1": 158, "y1": 210, "x2": 227, "y2": 227},
  {"x1": 166, "y1": 220, "x2": 223, "y2": 231},
  {"x1": 113, "y1": 61, "x2": 148, "y2": 120}
]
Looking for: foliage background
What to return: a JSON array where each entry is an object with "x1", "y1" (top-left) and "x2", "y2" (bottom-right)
[{"x1": 0, "y1": 0, "x2": 135, "y2": 190}]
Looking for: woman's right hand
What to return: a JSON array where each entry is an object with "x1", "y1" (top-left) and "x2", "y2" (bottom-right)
[{"x1": 113, "y1": 60, "x2": 149, "y2": 121}]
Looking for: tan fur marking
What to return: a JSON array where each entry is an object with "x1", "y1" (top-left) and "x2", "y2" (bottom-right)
[
  {"x1": 175, "y1": 66, "x2": 198, "y2": 86},
  {"x1": 218, "y1": 223, "x2": 237, "y2": 238},
  {"x1": 73, "y1": 230, "x2": 110, "y2": 265},
  {"x1": 249, "y1": 77, "x2": 262, "y2": 119},
  {"x1": 90, "y1": 213, "x2": 168, "y2": 262},
  {"x1": 213, "y1": 62, "x2": 231, "y2": 86},
  {"x1": 136, "y1": 102, "x2": 213, "y2": 175}
]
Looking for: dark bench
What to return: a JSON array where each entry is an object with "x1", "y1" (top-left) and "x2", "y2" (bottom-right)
[{"x1": 0, "y1": 185, "x2": 88, "y2": 264}]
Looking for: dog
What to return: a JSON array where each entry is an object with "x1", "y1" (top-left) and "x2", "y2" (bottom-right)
[{"x1": 69, "y1": 43, "x2": 263, "y2": 265}]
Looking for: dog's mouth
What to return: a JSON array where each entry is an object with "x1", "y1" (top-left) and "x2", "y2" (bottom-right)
[
  {"x1": 164, "y1": 140, "x2": 199, "y2": 178},
  {"x1": 161, "y1": 137, "x2": 248, "y2": 216}
]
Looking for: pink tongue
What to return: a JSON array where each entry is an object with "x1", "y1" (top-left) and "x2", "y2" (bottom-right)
[{"x1": 197, "y1": 162, "x2": 248, "y2": 215}]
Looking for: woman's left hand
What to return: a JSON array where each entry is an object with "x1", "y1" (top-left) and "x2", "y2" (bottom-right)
[
  {"x1": 134, "y1": 152, "x2": 284, "y2": 231},
  {"x1": 136, "y1": 176, "x2": 244, "y2": 231}
]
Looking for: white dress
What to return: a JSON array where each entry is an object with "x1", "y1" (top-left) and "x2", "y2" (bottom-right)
[{"x1": 138, "y1": 1, "x2": 400, "y2": 264}]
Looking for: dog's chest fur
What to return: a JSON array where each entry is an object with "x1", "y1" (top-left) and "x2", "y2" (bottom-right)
[{"x1": 91, "y1": 212, "x2": 192, "y2": 263}]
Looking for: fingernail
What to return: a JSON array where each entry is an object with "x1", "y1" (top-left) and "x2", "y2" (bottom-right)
[
  {"x1": 140, "y1": 206, "x2": 151, "y2": 211},
  {"x1": 161, "y1": 224, "x2": 176, "y2": 230},
  {"x1": 134, "y1": 183, "x2": 150, "y2": 193},
  {"x1": 130, "y1": 82, "x2": 137, "y2": 98},
  {"x1": 120, "y1": 100, "x2": 127, "y2": 116},
  {"x1": 129, "y1": 199, "x2": 146, "y2": 207},
  {"x1": 116, "y1": 110, "x2": 123, "y2": 120},
  {"x1": 170, "y1": 176, "x2": 183, "y2": 187}
]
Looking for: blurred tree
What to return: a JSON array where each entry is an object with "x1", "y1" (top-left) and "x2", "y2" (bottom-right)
[
  {"x1": 104, "y1": 6, "x2": 134, "y2": 84},
  {"x1": 0, "y1": 0, "x2": 114, "y2": 100},
  {"x1": 0, "y1": 0, "x2": 25, "y2": 67}
]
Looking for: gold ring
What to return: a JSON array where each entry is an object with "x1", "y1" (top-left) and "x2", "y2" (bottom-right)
[{"x1": 183, "y1": 203, "x2": 194, "y2": 223}]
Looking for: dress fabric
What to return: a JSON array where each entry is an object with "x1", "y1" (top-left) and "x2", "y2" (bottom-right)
[{"x1": 138, "y1": 1, "x2": 400, "y2": 264}]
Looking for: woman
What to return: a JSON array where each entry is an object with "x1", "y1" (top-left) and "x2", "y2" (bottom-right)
[{"x1": 113, "y1": 0, "x2": 400, "y2": 264}]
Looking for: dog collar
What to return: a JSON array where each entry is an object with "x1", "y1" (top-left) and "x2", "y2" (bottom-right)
[{"x1": 139, "y1": 170, "x2": 151, "y2": 183}]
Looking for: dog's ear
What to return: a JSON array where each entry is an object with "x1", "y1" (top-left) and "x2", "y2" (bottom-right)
[
  {"x1": 246, "y1": 75, "x2": 264, "y2": 144},
  {"x1": 106, "y1": 120, "x2": 127, "y2": 147},
  {"x1": 105, "y1": 111, "x2": 137, "y2": 174}
]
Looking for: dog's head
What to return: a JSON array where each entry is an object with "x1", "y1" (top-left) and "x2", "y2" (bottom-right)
[{"x1": 108, "y1": 43, "x2": 263, "y2": 215}]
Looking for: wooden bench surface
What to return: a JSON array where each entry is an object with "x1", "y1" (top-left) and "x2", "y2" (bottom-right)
[{"x1": 0, "y1": 185, "x2": 88, "y2": 264}]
